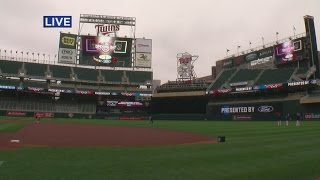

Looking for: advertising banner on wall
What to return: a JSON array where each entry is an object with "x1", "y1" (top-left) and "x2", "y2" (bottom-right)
[
  {"x1": 244, "y1": 47, "x2": 274, "y2": 62},
  {"x1": 80, "y1": 35, "x2": 132, "y2": 67},
  {"x1": 135, "y1": 38, "x2": 152, "y2": 53},
  {"x1": 135, "y1": 53, "x2": 152, "y2": 67},
  {"x1": 58, "y1": 33, "x2": 77, "y2": 64},
  {"x1": 215, "y1": 103, "x2": 282, "y2": 115}
]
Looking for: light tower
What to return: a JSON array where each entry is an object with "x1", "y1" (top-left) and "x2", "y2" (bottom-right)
[{"x1": 176, "y1": 52, "x2": 198, "y2": 81}]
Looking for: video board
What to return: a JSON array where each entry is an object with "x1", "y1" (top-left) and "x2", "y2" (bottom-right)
[
  {"x1": 274, "y1": 38, "x2": 305, "y2": 64},
  {"x1": 80, "y1": 36, "x2": 132, "y2": 67}
]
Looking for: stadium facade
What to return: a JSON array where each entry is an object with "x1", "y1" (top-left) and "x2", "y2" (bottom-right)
[
  {"x1": 1, "y1": 15, "x2": 320, "y2": 121},
  {"x1": 0, "y1": 14, "x2": 152, "y2": 120},
  {"x1": 153, "y1": 15, "x2": 320, "y2": 120}
]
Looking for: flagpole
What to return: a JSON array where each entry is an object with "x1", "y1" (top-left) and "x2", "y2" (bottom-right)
[
  {"x1": 262, "y1": 37, "x2": 265, "y2": 47},
  {"x1": 293, "y1": 26, "x2": 296, "y2": 39},
  {"x1": 276, "y1": 32, "x2": 279, "y2": 43}
]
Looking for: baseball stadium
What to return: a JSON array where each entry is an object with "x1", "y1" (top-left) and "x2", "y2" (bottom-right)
[{"x1": 0, "y1": 13, "x2": 320, "y2": 180}]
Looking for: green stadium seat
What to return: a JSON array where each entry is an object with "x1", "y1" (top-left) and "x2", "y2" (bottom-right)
[
  {"x1": 73, "y1": 67, "x2": 98, "y2": 81},
  {"x1": 296, "y1": 68, "x2": 308, "y2": 74},
  {"x1": 255, "y1": 68, "x2": 295, "y2": 85},
  {"x1": 0, "y1": 78, "x2": 20, "y2": 86},
  {"x1": 0, "y1": 60, "x2": 23, "y2": 74},
  {"x1": 22, "y1": 80, "x2": 47, "y2": 88},
  {"x1": 229, "y1": 69, "x2": 261, "y2": 83},
  {"x1": 25, "y1": 63, "x2": 47, "y2": 77},
  {"x1": 49, "y1": 65, "x2": 72, "y2": 79},
  {"x1": 126, "y1": 71, "x2": 152, "y2": 83},
  {"x1": 210, "y1": 69, "x2": 236, "y2": 90},
  {"x1": 101, "y1": 70, "x2": 123, "y2": 83}
]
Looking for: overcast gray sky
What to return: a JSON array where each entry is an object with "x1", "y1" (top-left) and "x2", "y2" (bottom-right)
[{"x1": 0, "y1": 0, "x2": 319, "y2": 83}]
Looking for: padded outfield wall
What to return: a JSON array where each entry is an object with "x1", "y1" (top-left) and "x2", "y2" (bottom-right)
[{"x1": 206, "y1": 100, "x2": 320, "y2": 121}]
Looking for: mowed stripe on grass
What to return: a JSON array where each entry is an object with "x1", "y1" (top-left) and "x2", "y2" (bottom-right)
[{"x1": 0, "y1": 120, "x2": 319, "y2": 180}]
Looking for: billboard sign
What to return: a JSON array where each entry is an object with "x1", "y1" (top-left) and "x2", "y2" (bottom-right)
[
  {"x1": 59, "y1": 33, "x2": 77, "y2": 49},
  {"x1": 58, "y1": 48, "x2": 76, "y2": 64},
  {"x1": 58, "y1": 33, "x2": 77, "y2": 64},
  {"x1": 135, "y1": 53, "x2": 152, "y2": 67},
  {"x1": 135, "y1": 38, "x2": 152, "y2": 53},
  {"x1": 258, "y1": 47, "x2": 274, "y2": 59},
  {"x1": 80, "y1": 35, "x2": 132, "y2": 67}
]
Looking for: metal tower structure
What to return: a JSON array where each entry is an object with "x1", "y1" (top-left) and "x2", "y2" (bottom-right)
[{"x1": 176, "y1": 52, "x2": 198, "y2": 81}]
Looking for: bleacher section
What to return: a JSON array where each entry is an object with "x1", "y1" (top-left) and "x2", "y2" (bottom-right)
[
  {"x1": 102, "y1": 70, "x2": 123, "y2": 83},
  {"x1": 127, "y1": 71, "x2": 152, "y2": 83},
  {"x1": 24, "y1": 63, "x2": 47, "y2": 77},
  {"x1": 73, "y1": 67, "x2": 98, "y2": 81},
  {"x1": 22, "y1": 80, "x2": 47, "y2": 88},
  {"x1": 0, "y1": 98, "x2": 96, "y2": 114},
  {"x1": 296, "y1": 68, "x2": 309, "y2": 75},
  {"x1": 0, "y1": 60, "x2": 153, "y2": 93},
  {"x1": 229, "y1": 69, "x2": 261, "y2": 83},
  {"x1": 210, "y1": 69, "x2": 236, "y2": 89},
  {"x1": 0, "y1": 78, "x2": 20, "y2": 86},
  {"x1": 0, "y1": 61, "x2": 23, "y2": 74},
  {"x1": 255, "y1": 68, "x2": 295, "y2": 85},
  {"x1": 49, "y1": 65, "x2": 72, "y2": 79}
]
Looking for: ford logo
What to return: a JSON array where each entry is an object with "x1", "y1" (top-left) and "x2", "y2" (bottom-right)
[
  {"x1": 258, "y1": 106, "x2": 274, "y2": 113},
  {"x1": 245, "y1": 53, "x2": 257, "y2": 61}
]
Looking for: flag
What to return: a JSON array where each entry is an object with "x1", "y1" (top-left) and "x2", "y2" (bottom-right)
[
  {"x1": 237, "y1": 45, "x2": 241, "y2": 49},
  {"x1": 293, "y1": 26, "x2": 296, "y2": 31},
  {"x1": 26, "y1": 52, "x2": 29, "y2": 55},
  {"x1": 226, "y1": 49, "x2": 230, "y2": 52},
  {"x1": 16, "y1": 51, "x2": 18, "y2": 54},
  {"x1": 249, "y1": 41, "x2": 252, "y2": 45},
  {"x1": 276, "y1": 32, "x2": 279, "y2": 35}
]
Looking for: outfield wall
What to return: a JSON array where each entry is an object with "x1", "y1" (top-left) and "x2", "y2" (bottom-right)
[{"x1": 206, "y1": 100, "x2": 320, "y2": 120}]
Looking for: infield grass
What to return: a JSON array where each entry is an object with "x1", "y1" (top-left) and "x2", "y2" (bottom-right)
[
  {"x1": 0, "y1": 119, "x2": 319, "y2": 180},
  {"x1": 0, "y1": 121, "x2": 26, "y2": 132}
]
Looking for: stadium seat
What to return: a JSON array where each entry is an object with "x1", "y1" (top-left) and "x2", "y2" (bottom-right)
[
  {"x1": 0, "y1": 78, "x2": 20, "y2": 86},
  {"x1": 0, "y1": 60, "x2": 23, "y2": 75},
  {"x1": 126, "y1": 71, "x2": 152, "y2": 84},
  {"x1": 209, "y1": 69, "x2": 236, "y2": 90},
  {"x1": 24, "y1": 63, "x2": 47, "y2": 77},
  {"x1": 73, "y1": 67, "x2": 99, "y2": 81},
  {"x1": 49, "y1": 65, "x2": 72, "y2": 79},
  {"x1": 22, "y1": 80, "x2": 47, "y2": 88},
  {"x1": 101, "y1": 70, "x2": 123, "y2": 83},
  {"x1": 229, "y1": 69, "x2": 261, "y2": 83},
  {"x1": 255, "y1": 68, "x2": 295, "y2": 85}
]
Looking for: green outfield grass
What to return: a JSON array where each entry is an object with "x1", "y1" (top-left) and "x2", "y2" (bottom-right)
[
  {"x1": 0, "y1": 119, "x2": 320, "y2": 180},
  {"x1": 0, "y1": 121, "x2": 26, "y2": 132}
]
